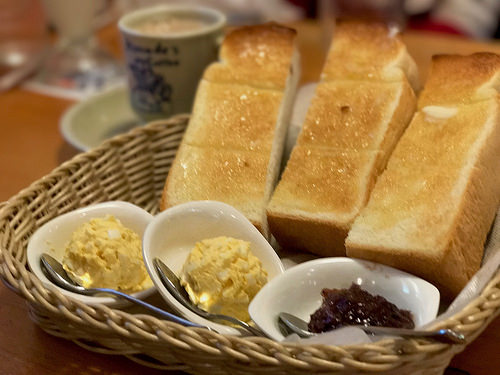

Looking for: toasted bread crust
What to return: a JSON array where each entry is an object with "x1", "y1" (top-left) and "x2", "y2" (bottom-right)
[
  {"x1": 322, "y1": 21, "x2": 420, "y2": 91},
  {"x1": 297, "y1": 80, "x2": 415, "y2": 150},
  {"x1": 347, "y1": 108, "x2": 500, "y2": 298},
  {"x1": 183, "y1": 81, "x2": 284, "y2": 152},
  {"x1": 204, "y1": 23, "x2": 297, "y2": 90},
  {"x1": 161, "y1": 23, "x2": 299, "y2": 236},
  {"x1": 267, "y1": 147, "x2": 381, "y2": 225},
  {"x1": 346, "y1": 55, "x2": 500, "y2": 299},
  {"x1": 418, "y1": 53, "x2": 500, "y2": 107},
  {"x1": 268, "y1": 213, "x2": 349, "y2": 257},
  {"x1": 267, "y1": 22, "x2": 418, "y2": 256}
]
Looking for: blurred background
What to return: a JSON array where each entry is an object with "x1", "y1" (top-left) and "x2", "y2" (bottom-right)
[{"x1": 1, "y1": 0, "x2": 499, "y2": 98}]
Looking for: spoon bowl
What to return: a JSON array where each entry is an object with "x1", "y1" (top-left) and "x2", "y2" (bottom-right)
[
  {"x1": 153, "y1": 258, "x2": 265, "y2": 336},
  {"x1": 142, "y1": 200, "x2": 284, "y2": 336},
  {"x1": 40, "y1": 253, "x2": 203, "y2": 328}
]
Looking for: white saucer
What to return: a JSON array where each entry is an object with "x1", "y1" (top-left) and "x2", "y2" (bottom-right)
[
  {"x1": 60, "y1": 82, "x2": 315, "y2": 152},
  {"x1": 60, "y1": 84, "x2": 143, "y2": 151}
]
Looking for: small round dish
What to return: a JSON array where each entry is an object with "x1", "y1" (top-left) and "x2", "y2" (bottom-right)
[
  {"x1": 27, "y1": 201, "x2": 155, "y2": 306},
  {"x1": 60, "y1": 83, "x2": 142, "y2": 151},
  {"x1": 142, "y1": 200, "x2": 285, "y2": 336},
  {"x1": 249, "y1": 257, "x2": 440, "y2": 341}
]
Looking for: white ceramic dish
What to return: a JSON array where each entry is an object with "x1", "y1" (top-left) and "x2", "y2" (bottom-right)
[
  {"x1": 59, "y1": 81, "x2": 313, "y2": 153},
  {"x1": 142, "y1": 200, "x2": 285, "y2": 336},
  {"x1": 60, "y1": 83, "x2": 142, "y2": 151},
  {"x1": 249, "y1": 257, "x2": 440, "y2": 341},
  {"x1": 27, "y1": 201, "x2": 155, "y2": 306}
]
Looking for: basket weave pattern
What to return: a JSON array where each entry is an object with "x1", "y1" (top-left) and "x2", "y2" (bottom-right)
[{"x1": 1, "y1": 115, "x2": 499, "y2": 374}]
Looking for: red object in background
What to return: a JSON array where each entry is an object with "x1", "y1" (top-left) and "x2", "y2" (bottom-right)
[
  {"x1": 408, "y1": 17, "x2": 466, "y2": 36},
  {"x1": 286, "y1": 0, "x2": 497, "y2": 38},
  {"x1": 287, "y1": 0, "x2": 317, "y2": 18}
]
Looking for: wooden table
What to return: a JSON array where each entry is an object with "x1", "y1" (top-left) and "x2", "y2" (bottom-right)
[{"x1": 1, "y1": 20, "x2": 499, "y2": 375}]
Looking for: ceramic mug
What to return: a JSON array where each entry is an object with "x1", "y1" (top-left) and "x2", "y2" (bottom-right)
[{"x1": 118, "y1": 5, "x2": 226, "y2": 120}]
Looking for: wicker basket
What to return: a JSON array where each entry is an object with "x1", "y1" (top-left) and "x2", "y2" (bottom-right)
[{"x1": 1, "y1": 114, "x2": 499, "y2": 375}]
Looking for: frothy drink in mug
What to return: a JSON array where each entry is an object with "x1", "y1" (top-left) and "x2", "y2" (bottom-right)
[
  {"x1": 119, "y1": 6, "x2": 226, "y2": 120},
  {"x1": 134, "y1": 17, "x2": 209, "y2": 35}
]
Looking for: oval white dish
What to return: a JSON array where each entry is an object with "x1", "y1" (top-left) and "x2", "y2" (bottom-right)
[
  {"x1": 27, "y1": 201, "x2": 155, "y2": 306},
  {"x1": 249, "y1": 257, "x2": 440, "y2": 341},
  {"x1": 142, "y1": 200, "x2": 285, "y2": 336}
]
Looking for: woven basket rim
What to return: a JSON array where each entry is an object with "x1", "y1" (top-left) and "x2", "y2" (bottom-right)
[{"x1": 1, "y1": 114, "x2": 499, "y2": 374}]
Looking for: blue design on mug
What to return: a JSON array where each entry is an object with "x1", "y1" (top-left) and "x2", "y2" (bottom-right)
[{"x1": 129, "y1": 57, "x2": 172, "y2": 113}]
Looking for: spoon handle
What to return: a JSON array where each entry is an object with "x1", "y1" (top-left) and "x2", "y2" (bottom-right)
[
  {"x1": 209, "y1": 314, "x2": 266, "y2": 337},
  {"x1": 359, "y1": 326, "x2": 466, "y2": 344},
  {"x1": 278, "y1": 312, "x2": 465, "y2": 344},
  {"x1": 90, "y1": 288, "x2": 207, "y2": 329}
]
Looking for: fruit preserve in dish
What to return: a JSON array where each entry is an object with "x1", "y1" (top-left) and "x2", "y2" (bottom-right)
[{"x1": 308, "y1": 283, "x2": 414, "y2": 333}]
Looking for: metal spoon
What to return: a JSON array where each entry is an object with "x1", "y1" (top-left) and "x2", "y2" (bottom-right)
[
  {"x1": 40, "y1": 253, "x2": 204, "y2": 329},
  {"x1": 278, "y1": 312, "x2": 466, "y2": 344},
  {"x1": 153, "y1": 258, "x2": 265, "y2": 337}
]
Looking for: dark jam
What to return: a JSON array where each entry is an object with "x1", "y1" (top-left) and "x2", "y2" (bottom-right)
[{"x1": 308, "y1": 283, "x2": 414, "y2": 333}]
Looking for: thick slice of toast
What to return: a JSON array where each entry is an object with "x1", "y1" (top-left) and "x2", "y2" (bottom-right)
[
  {"x1": 346, "y1": 53, "x2": 500, "y2": 298},
  {"x1": 418, "y1": 53, "x2": 500, "y2": 107},
  {"x1": 321, "y1": 21, "x2": 420, "y2": 92},
  {"x1": 203, "y1": 23, "x2": 299, "y2": 90},
  {"x1": 161, "y1": 23, "x2": 300, "y2": 237},
  {"x1": 182, "y1": 81, "x2": 284, "y2": 152},
  {"x1": 267, "y1": 22, "x2": 418, "y2": 256},
  {"x1": 268, "y1": 146, "x2": 382, "y2": 256},
  {"x1": 163, "y1": 144, "x2": 269, "y2": 232},
  {"x1": 296, "y1": 80, "x2": 415, "y2": 172}
]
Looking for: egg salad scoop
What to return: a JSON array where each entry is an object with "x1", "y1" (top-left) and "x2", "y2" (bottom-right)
[
  {"x1": 180, "y1": 236, "x2": 268, "y2": 323},
  {"x1": 62, "y1": 215, "x2": 152, "y2": 292}
]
